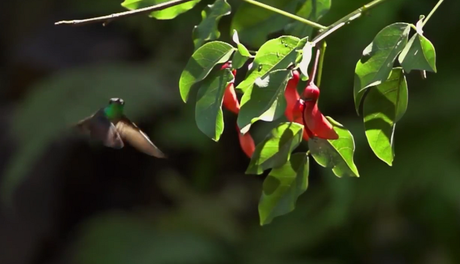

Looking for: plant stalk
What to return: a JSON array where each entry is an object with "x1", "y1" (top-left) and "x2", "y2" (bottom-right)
[
  {"x1": 54, "y1": 0, "x2": 196, "y2": 26},
  {"x1": 242, "y1": 0, "x2": 327, "y2": 30},
  {"x1": 312, "y1": 0, "x2": 387, "y2": 45},
  {"x1": 316, "y1": 41, "x2": 327, "y2": 88},
  {"x1": 422, "y1": 0, "x2": 444, "y2": 27}
]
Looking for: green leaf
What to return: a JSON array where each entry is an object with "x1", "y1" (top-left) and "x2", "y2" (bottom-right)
[
  {"x1": 308, "y1": 117, "x2": 359, "y2": 177},
  {"x1": 285, "y1": 0, "x2": 331, "y2": 38},
  {"x1": 246, "y1": 122, "x2": 304, "y2": 175},
  {"x1": 179, "y1": 41, "x2": 235, "y2": 102},
  {"x1": 121, "y1": 0, "x2": 200, "y2": 20},
  {"x1": 259, "y1": 153, "x2": 309, "y2": 225},
  {"x1": 353, "y1": 22, "x2": 411, "y2": 114},
  {"x1": 231, "y1": 30, "x2": 251, "y2": 69},
  {"x1": 236, "y1": 36, "x2": 302, "y2": 92},
  {"x1": 398, "y1": 33, "x2": 437, "y2": 73},
  {"x1": 363, "y1": 67, "x2": 408, "y2": 166},
  {"x1": 195, "y1": 68, "x2": 234, "y2": 141},
  {"x1": 230, "y1": 0, "x2": 300, "y2": 47},
  {"x1": 237, "y1": 70, "x2": 290, "y2": 134},
  {"x1": 192, "y1": 0, "x2": 231, "y2": 50},
  {"x1": 232, "y1": 50, "x2": 249, "y2": 70}
]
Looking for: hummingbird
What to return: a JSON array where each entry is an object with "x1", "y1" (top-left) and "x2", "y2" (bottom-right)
[{"x1": 76, "y1": 98, "x2": 166, "y2": 158}]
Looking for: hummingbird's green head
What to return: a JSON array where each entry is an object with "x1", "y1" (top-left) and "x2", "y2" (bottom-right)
[{"x1": 105, "y1": 98, "x2": 125, "y2": 119}]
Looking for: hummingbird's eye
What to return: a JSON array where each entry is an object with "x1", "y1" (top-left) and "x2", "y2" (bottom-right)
[{"x1": 109, "y1": 98, "x2": 124, "y2": 105}]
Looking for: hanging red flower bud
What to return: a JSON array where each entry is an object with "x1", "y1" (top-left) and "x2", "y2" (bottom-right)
[
  {"x1": 237, "y1": 124, "x2": 255, "y2": 158},
  {"x1": 302, "y1": 83, "x2": 338, "y2": 140},
  {"x1": 284, "y1": 70, "x2": 300, "y2": 122},
  {"x1": 223, "y1": 79, "x2": 240, "y2": 115},
  {"x1": 292, "y1": 99, "x2": 311, "y2": 141},
  {"x1": 221, "y1": 62, "x2": 240, "y2": 114},
  {"x1": 283, "y1": 70, "x2": 310, "y2": 141},
  {"x1": 223, "y1": 83, "x2": 240, "y2": 114},
  {"x1": 220, "y1": 61, "x2": 256, "y2": 158}
]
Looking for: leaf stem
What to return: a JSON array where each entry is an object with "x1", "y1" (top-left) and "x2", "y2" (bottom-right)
[
  {"x1": 242, "y1": 0, "x2": 327, "y2": 30},
  {"x1": 421, "y1": 0, "x2": 444, "y2": 27},
  {"x1": 54, "y1": 0, "x2": 195, "y2": 26},
  {"x1": 311, "y1": 0, "x2": 387, "y2": 45},
  {"x1": 316, "y1": 41, "x2": 327, "y2": 88}
]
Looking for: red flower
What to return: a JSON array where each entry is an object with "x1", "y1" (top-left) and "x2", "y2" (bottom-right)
[
  {"x1": 221, "y1": 62, "x2": 255, "y2": 158},
  {"x1": 284, "y1": 69, "x2": 338, "y2": 141},
  {"x1": 301, "y1": 83, "x2": 338, "y2": 140},
  {"x1": 284, "y1": 70, "x2": 310, "y2": 141},
  {"x1": 222, "y1": 70, "x2": 240, "y2": 115},
  {"x1": 236, "y1": 124, "x2": 256, "y2": 158},
  {"x1": 284, "y1": 70, "x2": 300, "y2": 122}
]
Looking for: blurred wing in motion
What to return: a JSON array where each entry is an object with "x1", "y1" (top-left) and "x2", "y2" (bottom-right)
[{"x1": 115, "y1": 116, "x2": 166, "y2": 158}]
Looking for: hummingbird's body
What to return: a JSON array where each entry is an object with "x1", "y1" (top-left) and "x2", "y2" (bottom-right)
[{"x1": 77, "y1": 98, "x2": 166, "y2": 158}]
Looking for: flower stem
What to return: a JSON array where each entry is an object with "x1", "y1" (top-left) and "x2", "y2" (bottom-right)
[
  {"x1": 316, "y1": 41, "x2": 327, "y2": 88},
  {"x1": 309, "y1": 45, "x2": 322, "y2": 84},
  {"x1": 422, "y1": 0, "x2": 444, "y2": 27},
  {"x1": 242, "y1": 0, "x2": 327, "y2": 30}
]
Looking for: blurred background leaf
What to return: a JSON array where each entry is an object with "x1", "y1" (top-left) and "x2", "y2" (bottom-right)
[{"x1": 1, "y1": 0, "x2": 460, "y2": 264}]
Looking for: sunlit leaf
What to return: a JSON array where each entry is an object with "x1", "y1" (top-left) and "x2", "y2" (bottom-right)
[
  {"x1": 398, "y1": 33, "x2": 437, "y2": 73},
  {"x1": 246, "y1": 122, "x2": 303, "y2": 175},
  {"x1": 121, "y1": 0, "x2": 200, "y2": 20},
  {"x1": 236, "y1": 36, "x2": 303, "y2": 92},
  {"x1": 285, "y1": 0, "x2": 331, "y2": 38},
  {"x1": 230, "y1": 0, "x2": 300, "y2": 47},
  {"x1": 363, "y1": 67, "x2": 408, "y2": 166},
  {"x1": 308, "y1": 117, "x2": 359, "y2": 177},
  {"x1": 259, "y1": 153, "x2": 309, "y2": 225},
  {"x1": 179, "y1": 41, "x2": 235, "y2": 102},
  {"x1": 353, "y1": 22, "x2": 410, "y2": 114},
  {"x1": 195, "y1": 68, "x2": 234, "y2": 141},
  {"x1": 231, "y1": 30, "x2": 251, "y2": 69},
  {"x1": 192, "y1": 0, "x2": 231, "y2": 50},
  {"x1": 237, "y1": 70, "x2": 290, "y2": 134}
]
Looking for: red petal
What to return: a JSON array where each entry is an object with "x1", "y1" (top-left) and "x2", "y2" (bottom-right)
[
  {"x1": 289, "y1": 99, "x2": 309, "y2": 141},
  {"x1": 292, "y1": 99, "x2": 304, "y2": 120},
  {"x1": 223, "y1": 83, "x2": 240, "y2": 114},
  {"x1": 303, "y1": 101, "x2": 338, "y2": 140},
  {"x1": 236, "y1": 124, "x2": 255, "y2": 158},
  {"x1": 293, "y1": 115, "x2": 310, "y2": 141},
  {"x1": 284, "y1": 70, "x2": 300, "y2": 122},
  {"x1": 302, "y1": 82, "x2": 320, "y2": 101}
]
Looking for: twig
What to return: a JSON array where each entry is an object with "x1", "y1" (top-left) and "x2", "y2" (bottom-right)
[
  {"x1": 55, "y1": 0, "x2": 195, "y2": 26},
  {"x1": 316, "y1": 41, "x2": 327, "y2": 88},
  {"x1": 242, "y1": 0, "x2": 327, "y2": 30},
  {"x1": 422, "y1": 0, "x2": 444, "y2": 27},
  {"x1": 309, "y1": 45, "x2": 322, "y2": 84},
  {"x1": 311, "y1": 0, "x2": 387, "y2": 45}
]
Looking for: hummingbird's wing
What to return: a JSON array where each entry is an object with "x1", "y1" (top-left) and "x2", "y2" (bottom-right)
[
  {"x1": 115, "y1": 116, "x2": 166, "y2": 158},
  {"x1": 77, "y1": 109, "x2": 124, "y2": 149}
]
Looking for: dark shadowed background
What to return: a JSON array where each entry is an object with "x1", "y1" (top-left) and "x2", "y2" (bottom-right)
[{"x1": 1, "y1": 0, "x2": 460, "y2": 263}]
